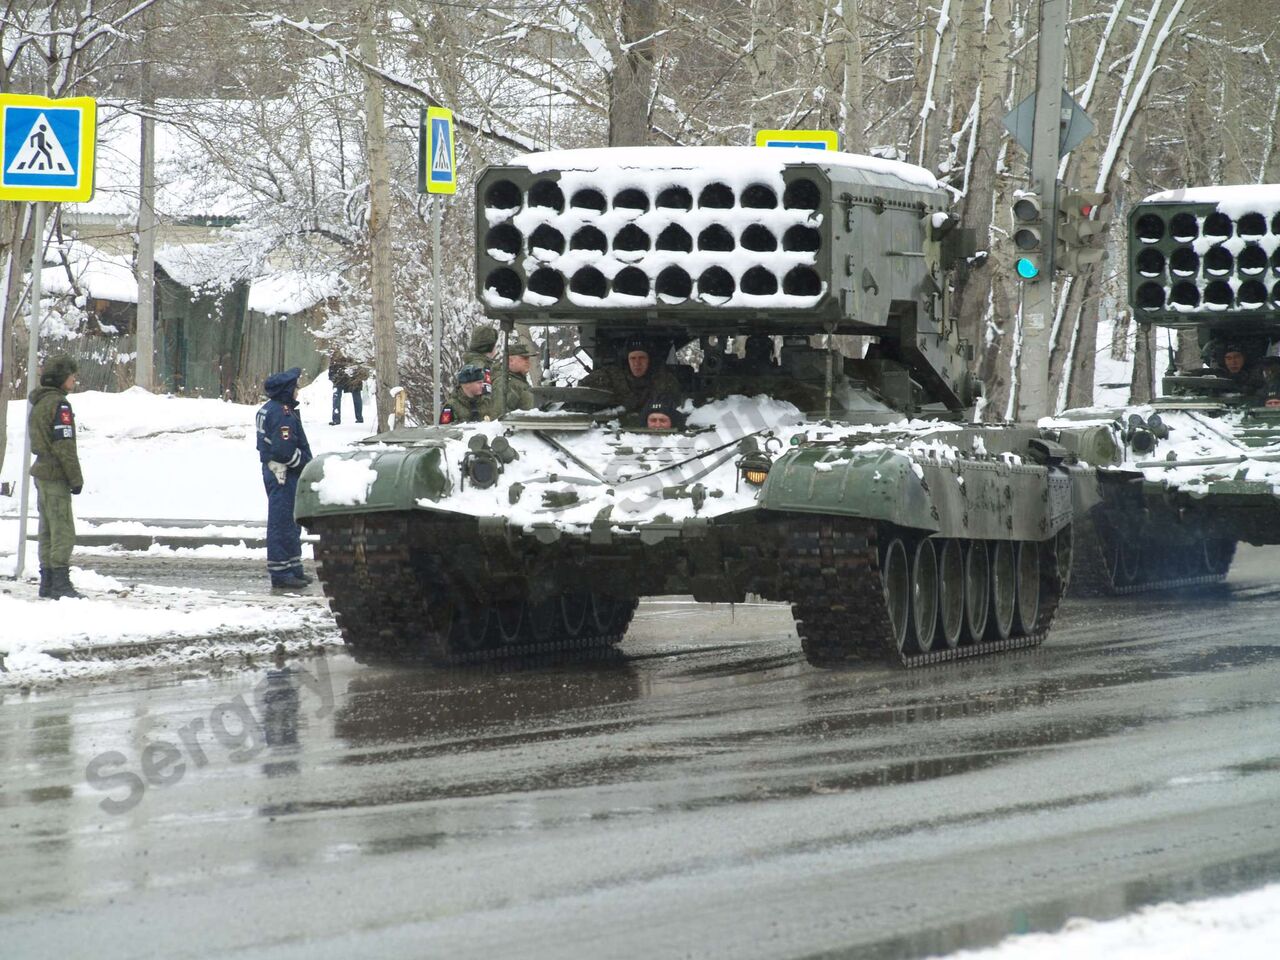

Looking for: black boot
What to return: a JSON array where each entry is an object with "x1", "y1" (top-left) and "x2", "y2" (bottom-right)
[
  {"x1": 38, "y1": 567, "x2": 51, "y2": 599},
  {"x1": 49, "y1": 567, "x2": 84, "y2": 600}
]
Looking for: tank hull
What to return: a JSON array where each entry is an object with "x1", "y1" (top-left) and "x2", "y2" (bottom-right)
[
  {"x1": 297, "y1": 414, "x2": 1087, "y2": 667},
  {"x1": 1051, "y1": 404, "x2": 1280, "y2": 594}
]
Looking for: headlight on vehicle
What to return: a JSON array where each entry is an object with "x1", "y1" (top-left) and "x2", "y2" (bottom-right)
[
  {"x1": 463, "y1": 450, "x2": 501, "y2": 489},
  {"x1": 737, "y1": 452, "x2": 772, "y2": 487}
]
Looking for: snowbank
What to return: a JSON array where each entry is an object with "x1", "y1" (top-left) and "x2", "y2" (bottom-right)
[
  {"x1": 0, "y1": 577, "x2": 335, "y2": 686},
  {"x1": 1, "y1": 372, "x2": 373, "y2": 522},
  {"x1": 942, "y1": 882, "x2": 1280, "y2": 960}
]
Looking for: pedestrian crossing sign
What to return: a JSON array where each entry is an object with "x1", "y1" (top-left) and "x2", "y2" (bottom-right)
[
  {"x1": 0, "y1": 93, "x2": 96, "y2": 202},
  {"x1": 755, "y1": 129, "x2": 839, "y2": 151},
  {"x1": 420, "y1": 106, "x2": 456, "y2": 195}
]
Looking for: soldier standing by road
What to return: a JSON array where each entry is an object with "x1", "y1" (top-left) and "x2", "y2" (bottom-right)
[
  {"x1": 580, "y1": 338, "x2": 681, "y2": 419},
  {"x1": 256, "y1": 368, "x2": 313, "y2": 590},
  {"x1": 28, "y1": 354, "x2": 84, "y2": 599},
  {"x1": 439, "y1": 364, "x2": 498, "y2": 423}
]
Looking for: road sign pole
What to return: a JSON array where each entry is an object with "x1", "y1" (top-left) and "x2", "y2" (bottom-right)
[
  {"x1": 1017, "y1": 0, "x2": 1068, "y2": 423},
  {"x1": 431, "y1": 197, "x2": 442, "y2": 424},
  {"x1": 421, "y1": 105, "x2": 456, "y2": 424},
  {"x1": 14, "y1": 200, "x2": 45, "y2": 580}
]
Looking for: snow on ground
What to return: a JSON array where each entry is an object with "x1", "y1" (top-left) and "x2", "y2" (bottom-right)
[
  {"x1": 0, "y1": 584, "x2": 335, "y2": 687},
  {"x1": 940, "y1": 881, "x2": 1280, "y2": 960},
  {"x1": 0, "y1": 375, "x2": 355, "y2": 684},
  {"x1": 1, "y1": 372, "x2": 372, "y2": 522}
]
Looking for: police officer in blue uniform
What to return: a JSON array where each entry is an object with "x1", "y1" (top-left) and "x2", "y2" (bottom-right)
[{"x1": 256, "y1": 368, "x2": 313, "y2": 589}]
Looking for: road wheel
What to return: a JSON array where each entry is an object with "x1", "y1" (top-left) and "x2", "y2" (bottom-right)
[
  {"x1": 881, "y1": 537, "x2": 912, "y2": 654},
  {"x1": 911, "y1": 539, "x2": 939, "y2": 654},
  {"x1": 1054, "y1": 524, "x2": 1073, "y2": 594},
  {"x1": 936, "y1": 539, "x2": 964, "y2": 650},
  {"x1": 1120, "y1": 542, "x2": 1142, "y2": 585},
  {"x1": 1099, "y1": 522, "x2": 1140, "y2": 588},
  {"x1": 450, "y1": 600, "x2": 492, "y2": 652},
  {"x1": 963, "y1": 540, "x2": 989, "y2": 643},
  {"x1": 495, "y1": 602, "x2": 524, "y2": 645},
  {"x1": 987, "y1": 541, "x2": 1016, "y2": 641},
  {"x1": 560, "y1": 593, "x2": 589, "y2": 638},
  {"x1": 589, "y1": 594, "x2": 622, "y2": 634},
  {"x1": 527, "y1": 599, "x2": 558, "y2": 642},
  {"x1": 1014, "y1": 540, "x2": 1041, "y2": 635}
]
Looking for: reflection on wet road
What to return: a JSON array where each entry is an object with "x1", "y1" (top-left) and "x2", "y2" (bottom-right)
[{"x1": 3, "y1": 551, "x2": 1280, "y2": 959}]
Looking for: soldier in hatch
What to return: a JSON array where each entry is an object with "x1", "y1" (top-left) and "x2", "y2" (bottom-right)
[
  {"x1": 580, "y1": 338, "x2": 681, "y2": 417},
  {"x1": 1221, "y1": 342, "x2": 1262, "y2": 392},
  {"x1": 1255, "y1": 356, "x2": 1280, "y2": 408},
  {"x1": 642, "y1": 397, "x2": 683, "y2": 430},
  {"x1": 502, "y1": 338, "x2": 536, "y2": 411},
  {"x1": 28, "y1": 354, "x2": 85, "y2": 599},
  {"x1": 440, "y1": 364, "x2": 498, "y2": 424},
  {"x1": 733, "y1": 334, "x2": 777, "y2": 376},
  {"x1": 462, "y1": 324, "x2": 499, "y2": 388}
]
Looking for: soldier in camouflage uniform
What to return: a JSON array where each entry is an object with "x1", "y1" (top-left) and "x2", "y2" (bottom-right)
[
  {"x1": 28, "y1": 354, "x2": 84, "y2": 599},
  {"x1": 502, "y1": 338, "x2": 536, "y2": 411},
  {"x1": 462, "y1": 325, "x2": 499, "y2": 371},
  {"x1": 440, "y1": 364, "x2": 499, "y2": 423},
  {"x1": 580, "y1": 338, "x2": 681, "y2": 420}
]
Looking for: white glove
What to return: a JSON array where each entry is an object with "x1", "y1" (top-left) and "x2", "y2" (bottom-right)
[{"x1": 267, "y1": 460, "x2": 289, "y2": 485}]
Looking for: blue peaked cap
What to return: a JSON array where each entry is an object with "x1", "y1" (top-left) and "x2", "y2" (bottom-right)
[{"x1": 264, "y1": 367, "x2": 303, "y2": 400}]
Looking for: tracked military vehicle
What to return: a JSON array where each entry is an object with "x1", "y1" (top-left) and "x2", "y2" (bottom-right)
[
  {"x1": 1054, "y1": 185, "x2": 1280, "y2": 594},
  {"x1": 296, "y1": 146, "x2": 1094, "y2": 667}
]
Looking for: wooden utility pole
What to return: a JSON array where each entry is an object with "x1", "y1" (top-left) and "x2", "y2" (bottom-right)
[
  {"x1": 136, "y1": 114, "x2": 156, "y2": 389},
  {"x1": 360, "y1": 3, "x2": 400, "y2": 429},
  {"x1": 135, "y1": 5, "x2": 156, "y2": 390}
]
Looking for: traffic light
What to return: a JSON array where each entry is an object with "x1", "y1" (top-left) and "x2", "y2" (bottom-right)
[
  {"x1": 1056, "y1": 188, "x2": 1111, "y2": 274},
  {"x1": 1011, "y1": 191, "x2": 1045, "y2": 281}
]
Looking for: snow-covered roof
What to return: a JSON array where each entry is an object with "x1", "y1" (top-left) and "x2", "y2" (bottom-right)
[
  {"x1": 155, "y1": 241, "x2": 258, "y2": 291},
  {"x1": 509, "y1": 146, "x2": 940, "y2": 192},
  {"x1": 41, "y1": 239, "x2": 326, "y2": 312},
  {"x1": 248, "y1": 270, "x2": 342, "y2": 315},
  {"x1": 1144, "y1": 184, "x2": 1280, "y2": 217},
  {"x1": 43, "y1": 243, "x2": 138, "y2": 304}
]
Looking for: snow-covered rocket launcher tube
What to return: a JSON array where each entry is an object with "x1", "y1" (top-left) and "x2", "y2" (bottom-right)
[
  {"x1": 296, "y1": 147, "x2": 1093, "y2": 668},
  {"x1": 1054, "y1": 185, "x2": 1280, "y2": 595},
  {"x1": 476, "y1": 146, "x2": 979, "y2": 410}
]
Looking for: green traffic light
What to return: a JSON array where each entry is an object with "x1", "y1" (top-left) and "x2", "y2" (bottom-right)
[{"x1": 1015, "y1": 257, "x2": 1040, "y2": 280}]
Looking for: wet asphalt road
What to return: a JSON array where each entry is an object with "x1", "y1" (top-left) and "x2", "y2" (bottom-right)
[{"x1": 3, "y1": 549, "x2": 1280, "y2": 959}]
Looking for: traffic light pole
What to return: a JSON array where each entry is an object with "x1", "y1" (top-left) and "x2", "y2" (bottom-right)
[{"x1": 1017, "y1": 0, "x2": 1068, "y2": 423}]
